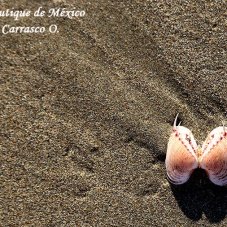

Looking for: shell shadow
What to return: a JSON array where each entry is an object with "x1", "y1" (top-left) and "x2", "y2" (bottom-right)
[{"x1": 170, "y1": 169, "x2": 227, "y2": 222}]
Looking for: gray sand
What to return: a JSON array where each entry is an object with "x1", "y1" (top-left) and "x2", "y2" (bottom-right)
[{"x1": 0, "y1": 0, "x2": 226, "y2": 226}]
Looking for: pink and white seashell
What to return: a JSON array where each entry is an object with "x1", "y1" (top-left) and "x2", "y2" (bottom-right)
[{"x1": 165, "y1": 114, "x2": 227, "y2": 186}]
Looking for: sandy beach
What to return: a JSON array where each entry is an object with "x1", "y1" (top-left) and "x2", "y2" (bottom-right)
[{"x1": 1, "y1": 0, "x2": 226, "y2": 226}]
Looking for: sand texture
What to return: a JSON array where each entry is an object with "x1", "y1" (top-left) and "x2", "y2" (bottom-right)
[{"x1": 1, "y1": 0, "x2": 227, "y2": 226}]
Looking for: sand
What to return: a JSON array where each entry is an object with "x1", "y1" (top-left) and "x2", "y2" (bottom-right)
[{"x1": 0, "y1": 0, "x2": 226, "y2": 226}]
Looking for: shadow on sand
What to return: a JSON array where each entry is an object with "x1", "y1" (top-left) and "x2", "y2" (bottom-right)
[{"x1": 170, "y1": 169, "x2": 227, "y2": 223}]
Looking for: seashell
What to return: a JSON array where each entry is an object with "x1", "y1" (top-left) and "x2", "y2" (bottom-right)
[
  {"x1": 165, "y1": 114, "x2": 198, "y2": 185},
  {"x1": 200, "y1": 126, "x2": 227, "y2": 186},
  {"x1": 165, "y1": 115, "x2": 227, "y2": 186}
]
